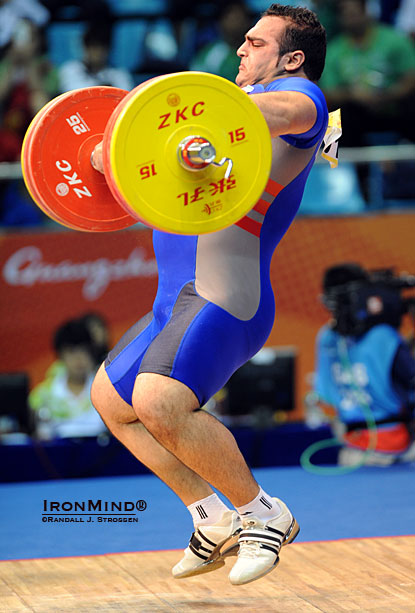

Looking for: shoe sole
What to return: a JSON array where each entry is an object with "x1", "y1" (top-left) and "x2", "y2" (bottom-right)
[{"x1": 173, "y1": 528, "x2": 241, "y2": 579}]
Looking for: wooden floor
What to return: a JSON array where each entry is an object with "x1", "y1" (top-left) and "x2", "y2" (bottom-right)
[{"x1": 1, "y1": 537, "x2": 414, "y2": 612}]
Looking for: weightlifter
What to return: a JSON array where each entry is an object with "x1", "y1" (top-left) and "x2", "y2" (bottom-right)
[{"x1": 91, "y1": 4, "x2": 329, "y2": 585}]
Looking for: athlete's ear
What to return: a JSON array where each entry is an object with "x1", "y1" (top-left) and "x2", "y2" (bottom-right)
[{"x1": 280, "y1": 50, "x2": 305, "y2": 73}]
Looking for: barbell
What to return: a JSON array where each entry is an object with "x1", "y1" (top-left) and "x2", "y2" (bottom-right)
[{"x1": 21, "y1": 72, "x2": 273, "y2": 234}]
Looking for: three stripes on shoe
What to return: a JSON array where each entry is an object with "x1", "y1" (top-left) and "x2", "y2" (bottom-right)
[
  {"x1": 190, "y1": 496, "x2": 281, "y2": 563},
  {"x1": 238, "y1": 523, "x2": 285, "y2": 560},
  {"x1": 189, "y1": 529, "x2": 219, "y2": 561},
  {"x1": 189, "y1": 523, "x2": 284, "y2": 564}
]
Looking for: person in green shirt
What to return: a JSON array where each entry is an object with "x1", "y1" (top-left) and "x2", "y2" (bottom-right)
[
  {"x1": 319, "y1": 0, "x2": 415, "y2": 147},
  {"x1": 29, "y1": 319, "x2": 106, "y2": 440}
]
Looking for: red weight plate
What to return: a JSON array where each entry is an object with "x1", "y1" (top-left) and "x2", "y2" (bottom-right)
[
  {"x1": 25, "y1": 86, "x2": 138, "y2": 232},
  {"x1": 22, "y1": 94, "x2": 80, "y2": 227},
  {"x1": 102, "y1": 76, "x2": 166, "y2": 223},
  {"x1": 23, "y1": 91, "x2": 101, "y2": 229}
]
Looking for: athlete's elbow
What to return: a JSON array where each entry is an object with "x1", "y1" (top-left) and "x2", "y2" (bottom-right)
[{"x1": 267, "y1": 116, "x2": 292, "y2": 139}]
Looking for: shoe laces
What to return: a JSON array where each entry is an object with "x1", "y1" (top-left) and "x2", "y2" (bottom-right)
[
  {"x1": 241, "y1": 518, "x2": 260, "y2": 529},
  {"x1": 238, "y1": 539, "x2": 261, "y2": 559},
  {"x1": 238, "y1": 519, "x2": 262, "y2": 559}
]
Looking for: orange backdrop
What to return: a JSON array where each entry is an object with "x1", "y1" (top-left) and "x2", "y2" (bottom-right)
[
  {"x1": 268, "y1": 213, "x2": 415, "y2": 416},
  {"x1": 1, "y1": 212, "x2": 414, "y2": 418}
]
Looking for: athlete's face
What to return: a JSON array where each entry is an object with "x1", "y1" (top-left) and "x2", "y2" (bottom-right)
[{"x1": 236, "y1": 16, "x2": 288, "y2": 88}]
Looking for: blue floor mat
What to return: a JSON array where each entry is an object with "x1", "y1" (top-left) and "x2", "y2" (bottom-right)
[{"x1": 0, "y1": 465, "x2": 413, "y2": 561}]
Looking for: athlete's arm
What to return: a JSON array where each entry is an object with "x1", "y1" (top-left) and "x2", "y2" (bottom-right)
[{"x1": 249, "y1": 90, "x2": 317, "y2": 139}]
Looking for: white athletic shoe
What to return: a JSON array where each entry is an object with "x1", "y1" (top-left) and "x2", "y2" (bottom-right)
[
  {"x1": 172, "y1": 510, "x2": 242, "y2": 579},
  {"x1": 229, "y1": 497, "x2": 300, "y2": 586}
]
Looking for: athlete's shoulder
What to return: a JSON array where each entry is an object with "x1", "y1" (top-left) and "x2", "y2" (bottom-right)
[
  {"x1": 265, "y1": 76, "x2": 325, "y2": 100},
  {"x1": 243, "y1": 77, "x2": 327, "y2": 147},
  {"x1": 267, "y1": 77, "x2": 328, "y2": 147},
  {"x1": 242, "y1": 77, "x2": 326, "y2": 104}
]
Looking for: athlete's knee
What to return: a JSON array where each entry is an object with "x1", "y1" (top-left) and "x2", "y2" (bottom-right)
[{"x1": 132, "y1": 389, "x2": 168, "y2": 437}]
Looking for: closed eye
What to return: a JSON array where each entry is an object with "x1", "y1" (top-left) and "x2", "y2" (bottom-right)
[{"x1": 246, "y1": 35, "x2": 266, "y2": 47}]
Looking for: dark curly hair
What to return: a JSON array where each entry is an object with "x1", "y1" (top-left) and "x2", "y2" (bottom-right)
[
  {"x1": 53, "y1": 319, "x2": 94, "y2": 355},
  {"x1": 262, "y1": 4, "x2": 326, "y2": 81}
]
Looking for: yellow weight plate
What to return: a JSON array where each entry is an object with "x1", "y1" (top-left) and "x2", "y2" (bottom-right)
[{"x1": 106, "y1": 72, "x2": 272, "y2": 235}]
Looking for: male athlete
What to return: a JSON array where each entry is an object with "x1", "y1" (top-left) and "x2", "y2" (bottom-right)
[{"x1": 91, "y1": 4, "x2": 328, "y2": 585}]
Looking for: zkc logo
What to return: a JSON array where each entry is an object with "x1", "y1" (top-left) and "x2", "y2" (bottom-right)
[{"x1": 158, "y1": 102, "x2": 205, "y2": 129}]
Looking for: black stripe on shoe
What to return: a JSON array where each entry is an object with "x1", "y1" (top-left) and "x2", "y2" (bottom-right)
[
  {"x1": 260, "y1": 543, "x2": 280, "y2": 558},
  {"x1": 189, "y1": 543, "x2": 210, "y2": 560},
  {"x1": 266, "y1": 526, "x2": 286, "y2": 537},
  {"x1": 239, "y1": 531, "x2": 282, "y2": 546},
  {"x1": 198, "y1": 544, "x2": 214, "y2": 554},
  {"x1": 190, "y1": 534, "x2": 213, "y2": 553},
  {"x1": 197, "y1": 529, "x2": 217, "y2": 548}
]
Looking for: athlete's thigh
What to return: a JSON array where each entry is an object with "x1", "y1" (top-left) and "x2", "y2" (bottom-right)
[
  {"x1": 91, "y1": 363, "x2": 138, "y2": 425},
  {"x1": 132, "y1": 371, "x2": 200, "y2": 418}
]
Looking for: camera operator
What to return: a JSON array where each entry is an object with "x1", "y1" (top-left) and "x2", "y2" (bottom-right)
[{"x1": 311, "y1": 262, "x2": 415, "y2": 466}]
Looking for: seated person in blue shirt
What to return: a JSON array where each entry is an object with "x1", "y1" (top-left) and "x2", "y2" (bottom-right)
[{"x1": 314, "y1": 262, "x2": 415, "y2": 466}]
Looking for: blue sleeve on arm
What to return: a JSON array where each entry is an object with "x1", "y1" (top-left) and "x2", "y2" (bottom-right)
[{"x1": 264, "y1": 77, "x2": 328, "y2": 148}]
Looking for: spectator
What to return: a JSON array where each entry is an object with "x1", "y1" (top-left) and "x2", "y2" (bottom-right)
[
  {"x1": 311, "y1": 0, "x2": 341, "y2": 40},
  {"x1": 395, "y1": 0, "x2": 415, "y2": 42},
  {"x1": 0, "y1": 0, "x2": 49, "y2": 50},
  {"x1": 0, "y1": 18, "x2": 59, "y2": 162},
  {"x1": 58, "y1": 23, "x2": 134, "y2": 93},
  {"x1": 40, "y1": 0, "x2": 111, "y2": 24},
  {"x1": 78, "y1": 312, "x2": 110, "y2": 366},
  {"x1": 310, "y1": 262, "x2": 415, "y2": 466},
  {"x1": 29, "y1": 319, "x2": 107, "y2": 440},
  {"x1": 319, "y1": 0, "x2": 415, "y2": 147},
  {"x1": 190, "y1": 2, "x2": 252, "y2": 82}
]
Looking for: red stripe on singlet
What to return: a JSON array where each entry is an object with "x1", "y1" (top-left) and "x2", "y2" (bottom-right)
[
  {"x1": 265, "y1": 178, "x2": 284, "y2": 197},
  {"x1": 253, "y1": 198, "x2": 271, "y2": 216},
  {"x1": 235, "y1": 216, "x2": 261, "y2": 237},
  {"x1": 236, "y1": 178, "x2": 284, "y2": 237}
]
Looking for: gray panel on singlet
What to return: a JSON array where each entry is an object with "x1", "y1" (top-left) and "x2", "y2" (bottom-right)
[
  {"x1": 106, "y1": 311, "x2": 153, "y2": 366},
  {"x1": 195, "y1": 224, "x2": 261, "y2": 321},
  {"x1": 138, "y1": 281, "x2": 208, "y2": 375},
  {"x1": 194, "y1": 138, "x2": 319, "y2": 321}
]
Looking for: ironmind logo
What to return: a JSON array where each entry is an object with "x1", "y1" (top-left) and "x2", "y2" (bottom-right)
[
  {"x1": 2, "y1": 246, "x2": 157, "y2": 300},
  {"x1": 42, "y1": 498, "x2": 147, "y2": 524},
  {"x1": 44, "y1": 499, "x2": 147, "y2": 512}
]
